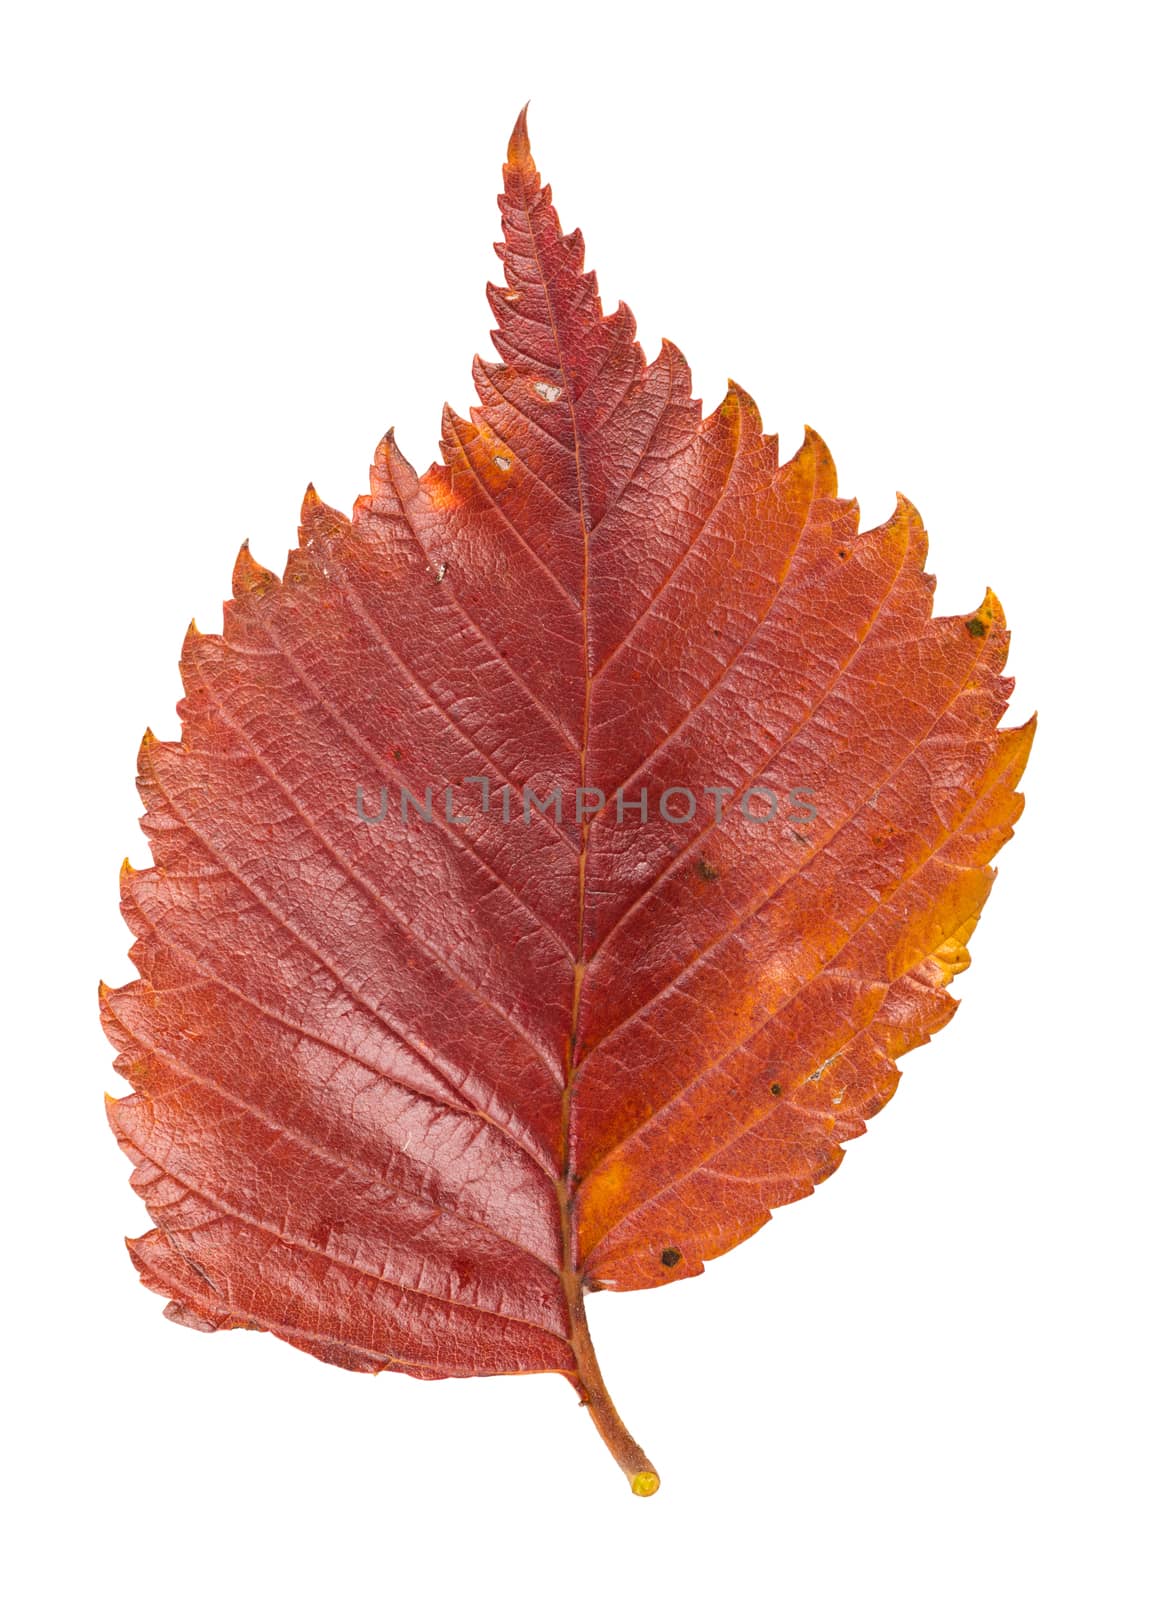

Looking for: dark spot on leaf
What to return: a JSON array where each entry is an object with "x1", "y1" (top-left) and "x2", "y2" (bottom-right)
[
  {"x1": 696, "y1": 856, "x2": 720, "y2": 882},
  {"x1": 966, "y1": 616, "x2": 987, "y2": 638},
  {"x1": 838, "y1": 548, "x2": 849, "y2": 559},
  {"x1": 770, "y1": 1081, "x2": 781, "y2": 1096},
  {"x1": 660, "y1": 1247, "x2": 681, "y2": 1268}
]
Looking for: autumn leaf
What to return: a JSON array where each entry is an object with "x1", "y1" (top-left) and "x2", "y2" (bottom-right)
[{"x1": 102, "y1": 108, "x2": 1034, "y2": 1495}]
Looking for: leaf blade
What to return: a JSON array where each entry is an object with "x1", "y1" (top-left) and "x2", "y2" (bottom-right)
[{"x1": 104, "y1": 110, "x2": 1033, "y2": 1491}]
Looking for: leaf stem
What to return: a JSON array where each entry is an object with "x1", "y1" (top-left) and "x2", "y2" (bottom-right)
[{"x1": 567, "y1": 1279, "x2": 659, "y2": 1496}]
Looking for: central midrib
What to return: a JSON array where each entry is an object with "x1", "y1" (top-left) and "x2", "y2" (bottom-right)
[
  {"x1": 512, "y1": 179, "x2": 598, "y2": 1349},
  {"x1": 514, "y1": 146, "x2": 659, "y2": 1493}
]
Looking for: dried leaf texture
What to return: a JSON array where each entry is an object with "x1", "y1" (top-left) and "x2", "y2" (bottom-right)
[{"x1": 104, "y1": 110, "x2": 1033, "y2": 1490}]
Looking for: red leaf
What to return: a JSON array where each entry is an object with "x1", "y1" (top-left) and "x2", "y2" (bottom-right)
[{"x1": 103, "y1": 109, "x2": 1034, "y2": 1494}]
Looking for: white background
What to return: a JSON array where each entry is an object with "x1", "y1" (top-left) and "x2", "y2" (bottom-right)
[{"x1": 3, "y1": 2, "x2": 1161, "y2": 1595}]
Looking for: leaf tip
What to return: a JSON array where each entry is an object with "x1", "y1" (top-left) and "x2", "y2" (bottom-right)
[
  {"x1": 233, "y1": 541, "x2": 278, "y2": 599},
  {"x1": 373, "y1": 426, "x2": 403, "y2": 474},
  {"x1": 965, "y1": 587, "x2": 1005, "y2": 639},
  {"x1": 507, "y1": 103, "x2": 533, "y2": 171},
  {"x1": 298, "y1": 482, "x2": 328, "y2": 547},
  {"x1": 723, "y1": 379, "x2": 760, "y2": 419},
  {"x1": 781, "y1": 425, "x2": 839, "y2": 501}
]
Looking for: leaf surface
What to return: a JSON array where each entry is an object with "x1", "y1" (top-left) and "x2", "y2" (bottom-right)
[{"x1": 104, "y1": 110, "x2": 1033, "y2": 1492}]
